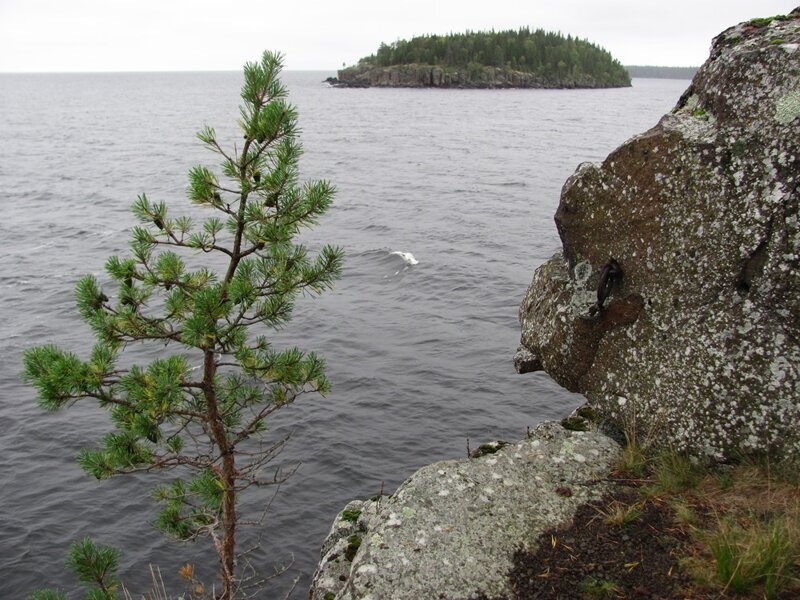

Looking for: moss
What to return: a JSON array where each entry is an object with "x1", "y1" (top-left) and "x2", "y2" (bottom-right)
[
  {"x1": 470, "y1": 440, "x2": 509, "y2": 458},
  {"x1": 561, "y1": 416, "x2": 590, "y2": 431},
  {"x1": 725, "y1": 35, "x2": 741, "y2": 46},
  {"x1": 324, "y1": 593, "x2": 336, "y2": 600},
  {"x1": 344, "y1": 533, "x2": 362, "y2": 561},
  {"x1": 771, "y1": 38, "x2": 786, "y2": 44},
  {"x1": 341, "y1": 509, "x2": 361, "y2": 523},
  {"x1": 576, "y1": 405, "x2": 600, "y2": 422},
  {"x1": 579, "y1": 577, "x2": 619, "y2": 598},
  {"x1": 749, "y1": 15, "x2": 790, "y2": 27}
]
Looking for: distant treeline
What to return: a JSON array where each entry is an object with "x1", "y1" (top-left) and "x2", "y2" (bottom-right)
[
  {"x1": 625, "y1": 65, "x2": 698, "y2": 79},
  {"x1": 362, "y1": 28, "x2": 630, "y2": 86}
]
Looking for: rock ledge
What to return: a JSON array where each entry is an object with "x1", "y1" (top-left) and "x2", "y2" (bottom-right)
[{"x1": 309, "y1": 421, "x2": 621, "y2": 600}]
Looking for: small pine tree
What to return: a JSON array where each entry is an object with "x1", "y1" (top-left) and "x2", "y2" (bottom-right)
[
  {"x1": 23, "y1": 51, "x2": 343, "y2": 599},
  {"x1": 34, "y1": 537, "x2": 122, "y2": 600}
]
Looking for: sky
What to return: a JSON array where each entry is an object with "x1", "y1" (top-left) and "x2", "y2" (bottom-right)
[{"x1": 0, "y1": 0, "x2": 795, "y2": 73}]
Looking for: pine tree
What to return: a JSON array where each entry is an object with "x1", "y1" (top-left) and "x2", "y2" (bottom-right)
[{"x1": 23, "y1": 50, "x2": 343, "y2": 599}]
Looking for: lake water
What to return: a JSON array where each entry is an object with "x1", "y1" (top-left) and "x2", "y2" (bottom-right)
[{"x1": 0, "y1": 71, "x2": 688, "y2": 597}]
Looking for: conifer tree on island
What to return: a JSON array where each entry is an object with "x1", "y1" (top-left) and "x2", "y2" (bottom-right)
[{"x1": 24, "y1": 51, "x2": 343, "y2": 599}]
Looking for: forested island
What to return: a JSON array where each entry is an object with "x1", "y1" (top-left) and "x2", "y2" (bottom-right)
[{"x1": 328, "y1": 28, "x2": 631, "y2": 89}]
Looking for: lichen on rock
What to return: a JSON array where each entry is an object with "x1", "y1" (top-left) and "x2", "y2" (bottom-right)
[
  {"x1": 517, "y1": 9, "x2": 800, "y2": 463},
  {"x1": 309, "y1": 422, "x2": 621, "y2": 599}
]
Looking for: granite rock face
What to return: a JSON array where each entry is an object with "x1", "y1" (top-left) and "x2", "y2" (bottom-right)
[
  {"x1": 517, "y1": 11, "x2": 800, "y2": 461},
  {"x1": 309, "y1": 422, "x2": 621, "y2": 600},
  {"x1": 328, "y1": 62, "x2": 628, "y2": 89}
]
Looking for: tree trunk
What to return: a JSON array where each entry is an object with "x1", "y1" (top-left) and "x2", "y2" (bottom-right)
[
  {"x1": 203, "y1": 349, "x2": 238, "y2": 599},
  {"x1": 219, "y1": 450, "x2": 237, "y2": 599}
]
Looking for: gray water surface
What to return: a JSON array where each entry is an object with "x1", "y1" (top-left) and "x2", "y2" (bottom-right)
[{"x1": 0, "y1": 71, "x2": 687, "y2": 597}]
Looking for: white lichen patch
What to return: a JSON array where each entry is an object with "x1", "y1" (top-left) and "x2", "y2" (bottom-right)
[
  {"x1": 356, "y1": 564, "x2": 378, "y2": 576},
  {"x1": 402, "y1": 506, "x2": 416, "y2": 518},
  {"x1": 775, "y1": 90, "x2": 800, "y2": 124}
]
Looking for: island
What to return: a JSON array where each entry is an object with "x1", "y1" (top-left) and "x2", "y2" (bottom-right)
[{"x1": 327, "y1": 28, "x2": 631, "y2": 89}]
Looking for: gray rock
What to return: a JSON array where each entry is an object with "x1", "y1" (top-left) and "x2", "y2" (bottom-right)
[
  {"x1": 518, "y1": 11, "x2": 800, "y2": 462},
  {"x1": 309, "y1": 422, "x2": 621, "y2": 600},
  {"x1": 331, "y1": 62, "x2": 629, "y2": 89},
  {"x1": 512, "y1": 345, "x2": 542, "y2": 374}
]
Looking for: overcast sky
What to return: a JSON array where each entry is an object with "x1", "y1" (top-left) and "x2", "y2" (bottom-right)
[{"x1": 0, "y1": 0, "x2": 795, "y2": 72}]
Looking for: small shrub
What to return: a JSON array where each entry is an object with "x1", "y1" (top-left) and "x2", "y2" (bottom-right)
[
  {"x1": 597, "y1": 499, "x2": 643, "y2": 528},
  {"x1": 33, "y1": 538, "x2": 121, "y2": 600},
  {"x1": 579, "y1": 576, "x2": 618, "y2": 598},
  {"x1": 711, "y1": 518, "x2": 795, "y2": 598},
  {"x1": 651, "y1": 452, "x2": 705, "y2": 494},
  {"x1": 614, "y1": 443, "x2": 648, "y2": 478}
]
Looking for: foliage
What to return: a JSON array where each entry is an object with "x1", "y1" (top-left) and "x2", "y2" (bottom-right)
[
  {"x1": 341, "y1": 509, "x2": 362, "y2": 523},
  {"x1": 359, "y1": 27, "x2": 630, "y2": 86},
  {"x1": 596, "y1": 499, "x2": 643, "y2": 528},
  {"x1": 649, "y1": 452, "x2": 705, "y2": 494},
  {"x1": 23, "y1": 50, "x2": 343, "y2": 599},
  {"x1": 613, "y1": 446, "x2": 800, "y2": 598},
  {"x1": 614, "y1": 442, "x2": 649, "y2": 478},
  {"x1": 32, "y1": 592, "x2": 67, "y2": 600},
  {"x1": 710, "y1": 519, "x2": 795, "y2": 598},
  {"x1": 67, "y1": 537, "x2": 121, "y2": 597},
  {"x1": 34, "y1": 538, "x2": 120, "y2": 600},
  {"x1": 749, "y1": 14, "x2": 792, "y2": 27},
  {"x1": 578, "y1": 576, "x2": 619, "y2": 598}
]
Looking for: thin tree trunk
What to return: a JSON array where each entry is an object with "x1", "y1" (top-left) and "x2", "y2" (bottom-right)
[{"x1": 203, "y1": 349, "x2": 237, "y2": 599}]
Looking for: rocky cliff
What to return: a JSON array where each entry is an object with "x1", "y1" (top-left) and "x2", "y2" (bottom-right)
[
  {"x1": 517, "y1": 10, "x2": 800, "y2": 462},
  {"x1": 327, "y1": 62, "x2": 628, "y2": 89}
]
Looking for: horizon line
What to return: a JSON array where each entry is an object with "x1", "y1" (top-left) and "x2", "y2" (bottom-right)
[{"x1": 0, "y1": 63, "x2": 699, "y2": 76}]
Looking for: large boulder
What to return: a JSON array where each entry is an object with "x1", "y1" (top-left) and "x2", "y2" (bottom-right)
[
  {"x1": 517, "y1": 11, "x2": 800, "y2": 461},
  {"x1": 309, "y1": 422, "x2": 621, "y2": 600}
]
